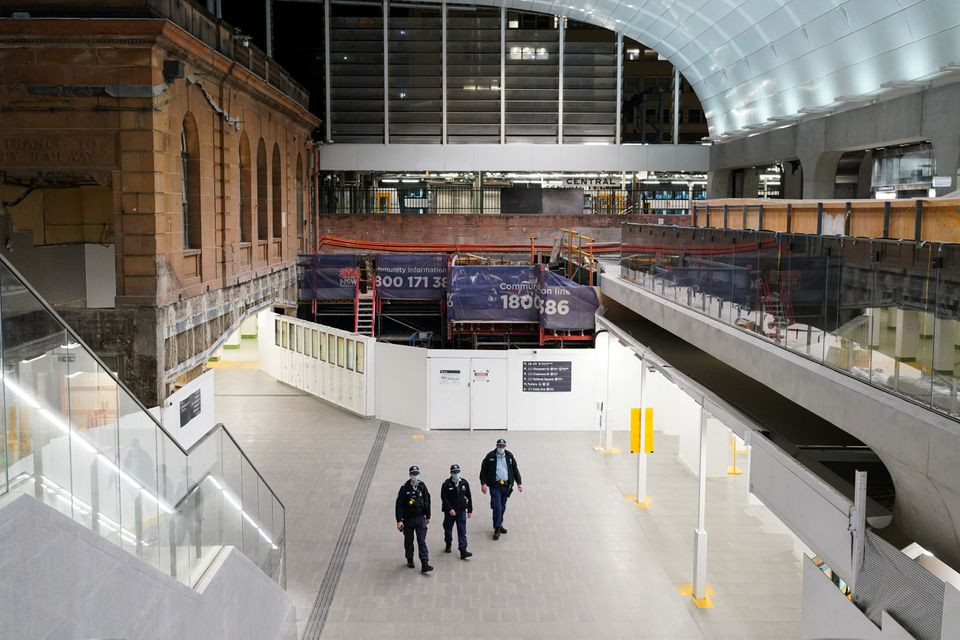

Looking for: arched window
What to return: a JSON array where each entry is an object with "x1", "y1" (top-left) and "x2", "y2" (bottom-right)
[
  {"x1": 256, "y1": 138, "x2": 268, "y2": 241},
  {"x1": 239, "y1": 133, "x2": 252, "y2": 243},
  {"x1": 180, "y1": 113, "x2": 201, "y2": 249},
  {"x1": 272, "y1": 143, "x2": 282, "y2": 240},
  {"x1": 296, "y1": 153, "x2": 304, "y2": 240}
]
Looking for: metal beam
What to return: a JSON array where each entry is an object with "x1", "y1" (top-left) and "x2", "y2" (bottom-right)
[
  {"x1": 558, "y1": 16, "x2": 564, "y2": 144},
  {"x1": 673, "y1": 65, "x2": 680, "y2": 145},
  {"x1": 383, "y1": 0, "x2": 390, "y2": 143},
  {"x1": 265, "y1": 0, "x2": 274, "y2": 57},
  {"x1": 500, "y1": 5, "x2": 506, "y2": 145},
  {"x1": 442, "y1": 2, "x2": 447, "y2": 144},
  {"x1": 615, "y1": 32, "x2": 622, "y2": 145},
  {"x1": 324, "y1": 0, "x2": 332, "y2": 142}
]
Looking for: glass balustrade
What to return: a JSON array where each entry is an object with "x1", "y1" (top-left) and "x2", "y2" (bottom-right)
[
  {"x1": 621, "y1": 224, "x2": 960, "y2": 421},
  {"x1": 0, "y1": 256, "x2": 284, "y2": 588}
]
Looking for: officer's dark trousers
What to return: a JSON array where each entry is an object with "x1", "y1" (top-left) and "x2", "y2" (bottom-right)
[
  {"x1": 490, "y1": 485, "x2": 509, "y2": 530},
  {"x1": 403, "y1": 516, "x2": 429, "y2": 561},
  {"x1": 443, "y1": 511, "x2": 468, "y2": 550}
]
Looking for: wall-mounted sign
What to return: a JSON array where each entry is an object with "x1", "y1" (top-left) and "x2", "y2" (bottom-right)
[
  {"x1": 562, "y1": 177, "x2": 620, "y2": 187},
  {"x1": 522, "y1": 360, "x2": 572, "y2": 392},
  {"x1": 933, "y1": 176, "x2": 953, "y2": 188},
  {"x1": 179, "y1": 389, "x2": 202, "y2": 428},
  {"x1": 440, "y1": 369, "x2": 461, "y2": 385}
]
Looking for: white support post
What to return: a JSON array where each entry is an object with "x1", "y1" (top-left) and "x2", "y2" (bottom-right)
[
  {"x1": 672, "y1": 65, "x2": 680, "y2": 145},
  {"x1": 850, "y1": 470, "x2": 868, "y2": 592},
  {"x1": 692, "y1": 403, "x2": 709, "y2": 601},
  {"x1": 603, "y1": 332, "x2": 613, "y2": 451},
  {"x1": 441, "y1": 2, "x2": 448, "y2": 144},
  {"x1": 558, "y1": 16, "x2": 564, "y2": 144},
  {"x1": 324, "y1": 0, "x2": 332, "y2": 143},
  {"x1": 636, "y1": 363, "x2": 648, "y2": 501},
  {"x1": 383, "y1": 0, "x2": 390, "y2": 144},
  {"x1": 500, "y1": 5, "x2": 506, "y2": 145},
  {"x1": 615, "y1": 32, "x2": 622, "y2": 145}
]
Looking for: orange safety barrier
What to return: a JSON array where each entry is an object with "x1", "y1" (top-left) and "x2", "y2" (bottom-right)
[{"x1": 317, "y1": 235, "x2": 623, "y2": 255}]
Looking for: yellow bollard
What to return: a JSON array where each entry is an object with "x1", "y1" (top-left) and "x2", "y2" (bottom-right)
[{"x1": 644, "y1": 407, "x2": 655, "y2": 453}]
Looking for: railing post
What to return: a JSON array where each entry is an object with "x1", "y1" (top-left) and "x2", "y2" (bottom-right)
[
  {"x1": 722, "y1": 205, "x2": 728, "y2": 229},
  {"x1": 786, "y1": 203, "x2": 793, "y2": 233},
  {"x1": 882, "y1": 201, "x2": 891, "y2": 239},
  {"x1": 914, "y1": 199, "x2": 923, "y2": 241},
  {"x1": 844, "y1": 201, "x2": 852, "y2": 237},
  {"x1": 691, "y1": 204, "x2": 698, "y2": 228},
  {"x1": 758, "y1": 205, "x2": 764, "y2": 231},
  {"x1": 816, "y1": 202, "x2": 824, "y2": 236},
  {"x1": 741, "y1": 205, "x2": 747, "y2": 230}
]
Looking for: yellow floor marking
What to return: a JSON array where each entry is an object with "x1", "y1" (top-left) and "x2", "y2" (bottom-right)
[
  {"x1": 624, "y1": 494, "x2": 652, "y2": 509},
  {"x1": 411, "y1": 434, "x2": 425, "y2": 441},
  {"x1": 677, "y1": 583, "x2": 716, "y2": 607},
  {"x1": 206, "y1": 360, "x2": 259, "y2": 369},
  {"x1": 592, "y1": 447, "x2": 622, "y2": 455}
]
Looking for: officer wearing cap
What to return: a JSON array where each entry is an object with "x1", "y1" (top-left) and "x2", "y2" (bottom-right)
[
  {"x1": 395, "y1": 465, "x2": 433, "y2": 573},
  {"x1": 479, "y1": 439, "x2": 523, "y2": 540},
  {"x1": 440, "y1": 464, "x2": 473, "y2": 559}
]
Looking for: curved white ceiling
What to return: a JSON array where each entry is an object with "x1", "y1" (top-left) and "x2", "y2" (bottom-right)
[{"x1": 442, "y1": 0, "x2": 960, "y2": 138}]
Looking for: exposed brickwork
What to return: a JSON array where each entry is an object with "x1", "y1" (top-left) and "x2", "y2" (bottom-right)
[
  {"x1": 316, "y1": 213, "x2": 691, "y2": 250},
  {"x1": 0, "y1": 16, "x2": 318, "y2": 403}
]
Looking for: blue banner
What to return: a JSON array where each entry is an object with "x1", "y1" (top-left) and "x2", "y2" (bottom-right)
[
  {"x1": 299, "y1": 254, "x2": 357, "y2": 300},
  {"x1": 448, "y1": 266, "x2": 540, "y2": 323},
  {"x1": 539, "y1": 270, "x2": 599, "y2": 330},
  {"x1": 376, "y1": 254, "x2": 448, "y2": 300}
]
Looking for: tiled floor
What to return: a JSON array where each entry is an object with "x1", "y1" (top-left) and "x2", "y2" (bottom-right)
[{"x1": 215, "y1": 367, "x2": 802, "y2": 640}]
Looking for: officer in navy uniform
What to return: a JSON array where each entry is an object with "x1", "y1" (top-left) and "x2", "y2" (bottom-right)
[
  {"x1": 479, "y1": 439, "x2": 523, "y2": 540},
  {"x1": 440, "y1": 464, "x2": 473, "y2": 559},
  {"x1": 395, "y1": 465, "x2": 433, "y2": 573}
]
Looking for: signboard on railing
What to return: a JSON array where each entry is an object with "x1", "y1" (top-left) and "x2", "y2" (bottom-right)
[
  {"x1": 376, "y1": 254, "x2": 448, "y2": 300},
  {"x1": 539, "y1": 269, "x2": 599, "y2": 331},
  {"x1": 299, "y1": 254, "x2": 358, "y2": 300}
]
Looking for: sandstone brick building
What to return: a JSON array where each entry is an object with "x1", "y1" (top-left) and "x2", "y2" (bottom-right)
[{"x1": 0, "y1": 1, "x2": 319, "y2": 403}]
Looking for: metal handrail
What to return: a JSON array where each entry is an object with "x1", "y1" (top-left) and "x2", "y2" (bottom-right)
[{"x1": 0, "y1": 252, "x2": 285, "y2": 510}]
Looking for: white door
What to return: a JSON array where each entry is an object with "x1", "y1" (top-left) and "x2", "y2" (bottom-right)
[
  {"x1": 470, "y1": 358, "x2": 507, "y2": 430},
  {"x1": 429, "y1": 358, "x2": 471, "y2": 430}
]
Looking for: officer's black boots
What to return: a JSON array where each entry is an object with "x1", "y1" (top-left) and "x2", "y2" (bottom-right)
[
  {"x1": 421, "y1": 560, "x2": 434, "y2": 573},
  {"x1": 498, "y1": 527, "x2": 508, "y2": 534},
  {"x1": 493, "y1": 530, "x2": 500, "y2": 540},
  {"x1": 444, "y1": 542, "x2": 452, "y2": 553},
  {"x1": 460, "y1": 550, "x2": 472, "y2": 560},
  {"x1": 406, "y1": 558, "x2": 415, "y2": 568}
]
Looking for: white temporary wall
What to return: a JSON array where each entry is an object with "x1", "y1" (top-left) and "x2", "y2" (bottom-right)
[
  {"x1": 157, "y1": 370, "x2": 218, "y2": 450},
  {"x1": 257, "y1": 311, "x2": 376, "y2": 417},
  {"x1": 376, "y1": 343, "x2": 429, "y2": 429}
]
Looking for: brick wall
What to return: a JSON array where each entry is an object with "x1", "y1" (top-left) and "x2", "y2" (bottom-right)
[{"x1": 317, "y1": 213, "x2": 691, "y2": 250}]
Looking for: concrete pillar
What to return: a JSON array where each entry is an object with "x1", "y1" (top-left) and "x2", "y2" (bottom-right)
[
  {"x1": 856, "y1": 151, "x2": 874, "y2": 199},
  {"x1": 741, "y1": 168, "x2": 760, "y2": 199},
  {"x1": 933, "y1": 317, "x2": 956, "y2": 374},
  {"x1": 921, "y1": 312, "x2": 935, "y2": 338},
  {"x1": 796, "y1": 119, "x2": 843, "y2": 199},
  {"x1": 783, "y1": 161, "x2": 803, "y2": 199},
  {"x1": 922, "y1": 83, "x2": 960, "y2": 197},
  {"x1": 707, "y1": 169, "x2": 732, "y2": 199},
  {"x1": 895, "y1": 310, "x2": 920, "y2": 361}
]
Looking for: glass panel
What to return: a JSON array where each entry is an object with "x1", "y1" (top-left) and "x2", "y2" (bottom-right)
[
  {"x1": 186, "y1": 430, "x2": 222, "y2": 583},
  {"x1": 346, "y1": 340, "x2": 355, "y2": 371},
  {"x1": 281, "y1": 322, "x2": 289, "y2": 349},
  {"x1": 328, "y1": 334, "x2": 336, "y2": 364},
  {"x1": 318, "y1": 331, "x2": 325, "y2": 360},
  {"x1": 258, "y1": 478, "x2": 276, "y2": 575},
  {"x1": 357, "y1": 341, "x2": 366, "y2": 374},
  {"x1": 337, "y1": 336, "x2": 345, "y2": 367},
  {"x1": 312, "y1": 330, "x2": 319, "y2": 358},
  {"x1": 157, "y1": 432, "x2": 191, "y2": 585},
  {"x1": 330, "y1": 5, "x2": 385, "y2": 143},
  {"x1": 219, "y1": 430, "x2": 244, "y2": 553},
  {"x1": 240, "y1": 455, "x2": 260, "y2": 567},
  {"x1": 389, "y1": 7, "x2": 442, "y2": 143},
  {"x1": 296, "y1": 326, "x2": 303, "y2": 354},
  {"x1": 116, "y1": 391, "x2": 161, "y2": 568},
  {"x1": 274, "y1": 318, "x2": 280, "y2": 346}
]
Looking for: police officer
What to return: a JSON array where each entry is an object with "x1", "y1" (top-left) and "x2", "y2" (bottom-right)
[
  {"x1": 479, "y1": 439, "x2": 523, "y2": 540},
  {"x1": 395, "y1": 465, "x2": 433, "y2": 573},
  {"x1": 440, "y1": 464, "x2": 473, "y2": 559}
]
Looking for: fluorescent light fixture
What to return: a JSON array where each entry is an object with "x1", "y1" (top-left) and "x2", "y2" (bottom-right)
[
  {"x1": 584, "y1": 141, "x2": 610, "y2": 146},
  {"x1": 61, "y1": 343, "x2": 80, "y2": 350},
  {"x1": 21, "y1": 354, "x2": 47, "y2": 364},
  {"x1": 401, "y1": 179, "x2": 420, "y2": 183},
  {"x1": 880, "y1": 80, "x2": 931, "y2": 89},
  {"x1": 381, "y1": 179, "x2": 399, "y2": 183}
]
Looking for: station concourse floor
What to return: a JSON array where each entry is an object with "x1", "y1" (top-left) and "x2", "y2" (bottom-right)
[{"x1": 214, "y1": 359, "x2": 803, "y2": 640}]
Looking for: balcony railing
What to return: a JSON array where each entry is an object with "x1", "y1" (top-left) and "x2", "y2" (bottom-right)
[
  {"x1": 621, "y1": 222, "x2": 960, "y2": 422},
  {"x1": 0, "y1": 253, "x2": 285, "y2": 588}
]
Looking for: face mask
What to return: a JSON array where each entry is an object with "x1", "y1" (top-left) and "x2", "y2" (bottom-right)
[
  {"x1": 410, "y1": 475, "x2": 420, "y2": 484},
  {"x1": 496, "y1": 447, "x2": 505, "y2": 456},
  {"x1": 451, "y1": 473, "x2": 461, "y2": 482}
]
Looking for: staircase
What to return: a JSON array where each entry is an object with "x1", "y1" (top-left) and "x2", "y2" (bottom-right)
[{"x1": 354, "y1": 265, "x2": 376, "y2": 337}]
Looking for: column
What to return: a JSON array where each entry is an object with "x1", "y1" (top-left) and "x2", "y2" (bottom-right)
[
  {"x1": 383, "y1": 0, "x2": 390, "y2": 144},
  {"x1": 441, "y1": 2, "x2": 447, "y2": 144},
  {"x1": 672, "y1": 65, "x2": 680, "y2": 145},
  {"x1": 499, "y1": 5, "x2": 505, "y2": 145},
  {"x1": 868, "y1": 308, "x2": 882, "y2": 348},
  {"x1": 557, "y1": 16, "x2": 564, "y2": 144},
  {"x1": 615, "y1": 32, "x2": 622, "y2": 145},
  {"x1": 934, "y1": 317, "x2": 956, "y2": 374},
  {"x1": 265, "y1": 0, "x2": 273, "y2": 57},
  {"x1": 324, "y1": 0, "x2": 332, "y2": 143},
  {"x1": 921, "y1": 312, "x2": 935, "y2": 338},
  {"x1": 895, "y1": 310, "x2": 920, "y2": 361},
  {"x1": 692, "y1": 403, "x2": 710, "y2": 603}
]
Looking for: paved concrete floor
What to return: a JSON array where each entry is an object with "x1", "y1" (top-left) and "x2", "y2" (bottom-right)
[{"x1": 215, "y1": 366, "x2": 802, "y2": 639}]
